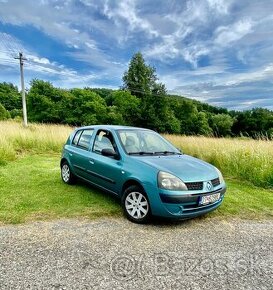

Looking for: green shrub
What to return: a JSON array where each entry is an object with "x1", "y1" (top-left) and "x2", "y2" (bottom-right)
[{"x1": 0, "y1": 103, "x2": 11, "y2": 120}]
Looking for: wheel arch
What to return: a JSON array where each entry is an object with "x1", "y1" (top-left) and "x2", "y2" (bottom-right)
[
  {"x1": 60, "y1": 157, "x2": 68, "y2": 167},
  {"x1": 122, "y1": 179, "x2": 146, "y2": 195}
]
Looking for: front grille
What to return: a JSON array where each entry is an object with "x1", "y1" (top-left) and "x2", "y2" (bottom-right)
[
  {"x1": 211, "y1": 177, "x2": 220, "y2": 187},
  {"x1": 185, "y1": 182, "x2": 203, "y2": 190}
]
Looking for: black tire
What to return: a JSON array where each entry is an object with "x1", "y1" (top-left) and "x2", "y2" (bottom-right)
[
  {"x1": 122, "y1": 185, "x2": 151, "y2": 224},
  {"x1": 61, "y1": 161, "x2": 76, "y2": 184}
]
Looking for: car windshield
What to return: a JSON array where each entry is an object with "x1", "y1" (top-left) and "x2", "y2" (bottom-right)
[{"x1": 117, "y1": 129, "x2": 181, "y2": 155}]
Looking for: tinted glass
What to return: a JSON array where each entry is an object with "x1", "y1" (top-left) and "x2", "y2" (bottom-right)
[
  {"x1": 93, "y1": 130, "x2": 116, "y2": 154},
  {"x1": 77, "y1": 129, "x2": 94, "y2": 150},
  {"x1": 118, "y1": 129, "x2": 179, "y2": 154},
  {"x1": 72, "y1": 130, "x2": 82, "y2": 146}
]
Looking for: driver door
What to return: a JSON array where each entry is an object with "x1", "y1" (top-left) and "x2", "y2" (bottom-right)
[{"x1": 86, "y1": 129, "x2": 123, "y2": 194}]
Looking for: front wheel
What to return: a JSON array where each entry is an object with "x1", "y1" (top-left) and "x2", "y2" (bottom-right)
[
  {"x1": 61, "y1": 161, "x2": 76, "y2": 184},
  {"x1": 122, "y1": 185, "x2": 151, "y2": 223}
]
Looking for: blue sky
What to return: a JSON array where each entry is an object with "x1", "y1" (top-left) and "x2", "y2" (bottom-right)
[{"x1": 0, "y1": 0, "x2": 273, "y2": 110}]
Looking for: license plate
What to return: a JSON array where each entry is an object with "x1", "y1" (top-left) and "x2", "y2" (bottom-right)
[{"x1": 199, "y1": 193, "x2": 221, "y2": 205}]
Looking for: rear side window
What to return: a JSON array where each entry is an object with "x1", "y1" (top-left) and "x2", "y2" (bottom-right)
[
  {"x1": 77, "y1": 129, "x2": 94, "y2": 150},
  {"x1": 72, "y1": 130, "x2": 82, "y2": 146}
]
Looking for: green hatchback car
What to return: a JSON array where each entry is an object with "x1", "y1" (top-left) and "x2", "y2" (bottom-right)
[{"x1": 61, "y1": 125, "x2": 226, "y2": 223}]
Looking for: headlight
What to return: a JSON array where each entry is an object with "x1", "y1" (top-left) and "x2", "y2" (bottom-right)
[
  {"x1": 158, "y1": 171, "x2": 188, "y2": 191},
  {"x1": 215, "y1": 168, "x2": 224, "y2": 184}
]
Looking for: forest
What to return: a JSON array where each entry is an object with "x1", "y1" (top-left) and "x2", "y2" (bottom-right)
[{"x1": 0, "y1": 52, "x2": 273, "y2": 138}]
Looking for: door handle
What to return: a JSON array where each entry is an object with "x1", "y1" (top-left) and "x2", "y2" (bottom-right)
[
  {"x1": 89, "y1": 159, "x2": 95, "y2": 165},
  {"x1": 69, "y1": 152, "x2": 73, "y2": 157}
]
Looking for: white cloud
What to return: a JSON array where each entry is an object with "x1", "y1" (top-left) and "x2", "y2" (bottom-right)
[
  {"x1": 182, "y1": 46, "x2": 210, "y2": 68},
  {"x1": 27, "y1": 56, "x2": 50, "y2": 65},
  {"x1": 214, "y1": 19, "x2": 253, "y2": 46},
  {"x1": 223, "y1": 63, "x2": 273, "y2": 86},
  {"x1": 1, "y1": 0, "x2": 273, "y2": 110},
  {"x1": 103, "y1": 0, "x2": 158, "y2": 39},
  {"x1": 206, "y1": 0, "x2": 232, "y2": 14},
  {"x1": 143, "y1": 25, "x2": 192, "y2": 61},
  {"x1": 143, "y1": 0, "x2": 222, "y2": 66},
  {"x1": 163, "y1": 61, "x2": 273, "y2": 110},
  {"x1": 0, "y1": 32, "x2": 100, "y2": 88},
  {"x1": 0, "y1": 0, "x2": 115, "y2": 68}
]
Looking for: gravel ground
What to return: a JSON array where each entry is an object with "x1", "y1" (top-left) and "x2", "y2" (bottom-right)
[{"x1": 0, "y1": 217, "x2": 272, "y2": 290}]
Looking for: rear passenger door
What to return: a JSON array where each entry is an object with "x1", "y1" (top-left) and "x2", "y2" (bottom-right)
[{"x1": 68, "y1": 129, "x2": 94, "y2": 179}]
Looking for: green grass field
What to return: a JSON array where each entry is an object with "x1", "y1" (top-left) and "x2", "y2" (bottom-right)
[
  {"x1": 0, "y1": 154, "x2": 272, "y2": 224},
  {"x1": 0, "y1": 121, "x2": 272, "y2": 224},
  {"x1": 0, "y1": 154, "x2": 121, "y2": 224}
]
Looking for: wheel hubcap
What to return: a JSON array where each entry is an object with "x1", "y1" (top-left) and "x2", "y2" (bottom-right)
[
  {"x1": 62, "y1": 164, "x2": 70, "y2": 182},
  {"x1": 125, "y1": 192, "x2": 148, "y2": 219}
]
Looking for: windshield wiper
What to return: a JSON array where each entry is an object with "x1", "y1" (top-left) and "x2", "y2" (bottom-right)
[
  {"x1": 128, "y1": 151, "x2": 154, "y2": 155},
  {"x1": 129, "y1": 151, "x2": 182, "y2": 156},
  {"x1": 154, "y1": 151, "x2": 182, "y2": 155}
]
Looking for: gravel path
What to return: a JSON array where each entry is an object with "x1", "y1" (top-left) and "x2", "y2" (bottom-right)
[{"x1": 0, "y1": 218, "x2": 272, "y2": 290}]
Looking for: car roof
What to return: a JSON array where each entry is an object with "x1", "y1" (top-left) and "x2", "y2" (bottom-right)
[{"x1": 75, "y1": 125, "x2": 153, "y2": 131}]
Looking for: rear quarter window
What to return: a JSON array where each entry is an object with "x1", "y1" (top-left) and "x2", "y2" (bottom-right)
[{"x1": 72, "y1": 130, "x2": 82, "y2": 146}]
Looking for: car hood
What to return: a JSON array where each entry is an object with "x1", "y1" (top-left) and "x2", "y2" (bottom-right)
[{"x1": 134, "y1": 154, "x2": 218, "y2": 182}]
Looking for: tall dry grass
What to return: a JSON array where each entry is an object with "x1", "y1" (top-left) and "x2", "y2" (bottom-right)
[
  {"x1": 0, "y1": 121, "x2": 272, "y2": 188},
  {"x1": 0, "y1": 121, "x2": 73, "y2": 165},
  {"x1": 165, "y1": 134, "x2": 273, "y2": 188}
]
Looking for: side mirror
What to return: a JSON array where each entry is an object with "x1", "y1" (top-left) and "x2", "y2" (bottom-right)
[{"x1": 101, "y1": 148, "x2": 119, "y2": 159}]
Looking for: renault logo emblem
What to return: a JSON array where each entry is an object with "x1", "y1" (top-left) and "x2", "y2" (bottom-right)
[{"x1": 206, "y1": 181, "x2": 213, "y2": 190}]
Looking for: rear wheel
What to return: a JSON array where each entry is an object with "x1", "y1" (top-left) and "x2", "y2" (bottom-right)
[
  {"x1": 122, "y1": 185, "x2": 151, "y2": 223},
  {"x1": 61, "y1": 161, "x2": 76, "y2": 184}
]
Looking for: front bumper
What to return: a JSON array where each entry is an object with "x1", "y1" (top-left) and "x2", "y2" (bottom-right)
[{"x1": 146, "y1": 184, "x2": 226, "y2": 219}]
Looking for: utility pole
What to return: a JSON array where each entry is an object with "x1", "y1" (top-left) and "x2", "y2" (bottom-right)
[{"x1": 14, "y1": 52, "x2": 28, "y2": 127}]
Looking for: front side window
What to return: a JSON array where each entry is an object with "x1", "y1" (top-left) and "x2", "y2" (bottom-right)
[
  {"x1": 77, "y1": 129, "x2": 94, "y2": 150},
  {"x1": 93, "y1": 130, "x2": 117, "y2": 155}
]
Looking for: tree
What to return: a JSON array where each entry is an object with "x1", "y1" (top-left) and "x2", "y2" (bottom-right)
[
  {"x1": 111, "y1": 90, "x2": 141, "y2": 126},
  {"x1": 62, "y1": 88, "x2": 108, "y2": 125},
  {"x1": 27, "y1": 80, "x2": 109, "y2": 125},
  {"x1": 0, "y1": 82, "x2": 21, "y2": 111},
  {"x1": 122, "y1": 52, "x2": 180, "y2": 132},
  {"x1": 232, "y1": 108, "x2": 273, "y2": 138},
  {"x1": 27, "y1": 79, "x2": 63, "y2": 123},
  {"x1": 0, "y1": 103, "x2": 10, "y2": 120},
  {"x1": 210, "y1": 113, "x2": 234, "y2": 136},
  {"x1": 89, "y1": 88, "x2": 114, "y2": 101},
  {"x1": 3, "y1": 76, "x2": 273, "y2": 139},
  {"x1": 122, "y1": 52, "x2": 158, "y2": 98},
  {"x1": 172, "y1": 100, "x2": 199, "y2": 134},
  {"x1": 104, "y1": 106, "x2": 125, "y2": 125},
  {"x1": 194, "y1": 112, "x2": 212, "y2": 136}
]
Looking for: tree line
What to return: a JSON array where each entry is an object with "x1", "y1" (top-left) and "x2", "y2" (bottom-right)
[{"x1": 0, "y1": 52, "x2": 273, "y2": 138}]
